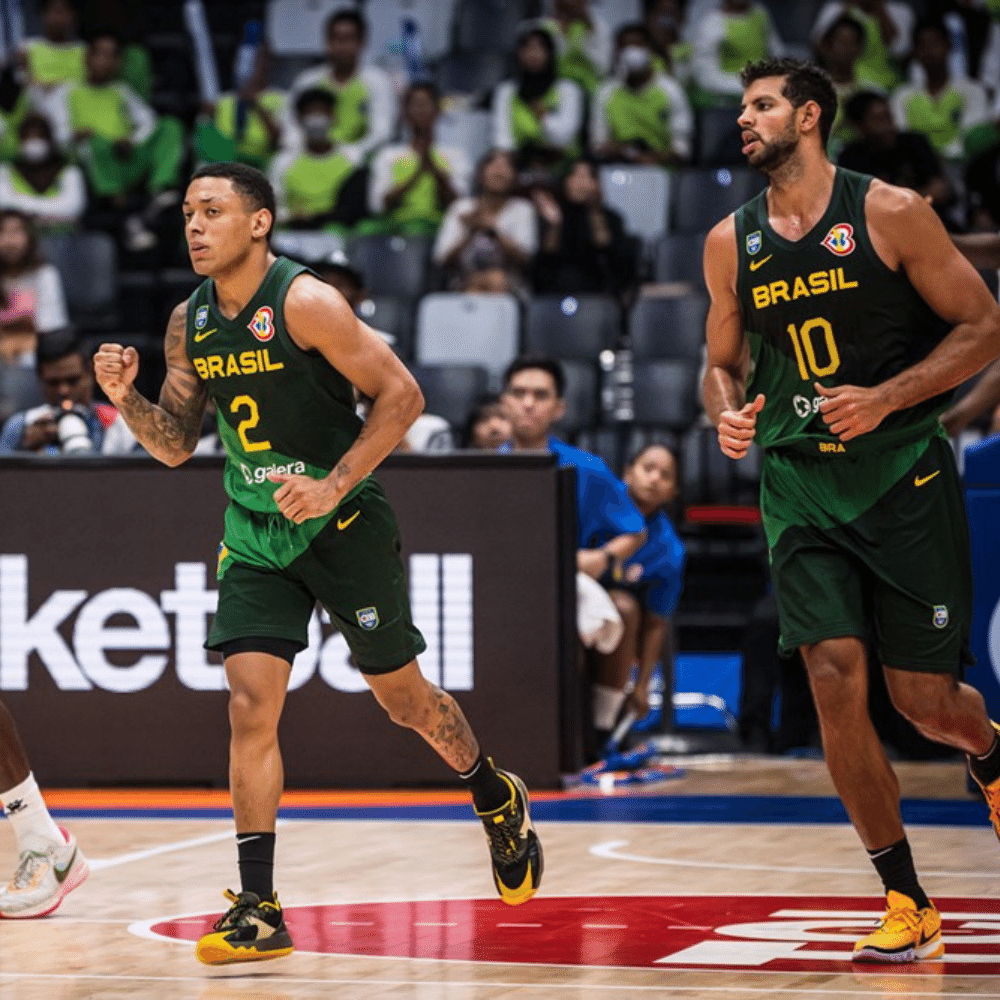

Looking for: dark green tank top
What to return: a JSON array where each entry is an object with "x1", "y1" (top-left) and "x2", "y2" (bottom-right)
[
  {"x1": 185, "y1": 256, "x2": 363, "y2": 515},
  {"x1": 734, "y1": 168, "x2": 951, "y2": 457}
]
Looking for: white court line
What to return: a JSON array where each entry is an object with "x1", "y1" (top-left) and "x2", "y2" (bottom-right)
[
  {"x1": 591, "y1": 840, "x2": 996, "y2": 878},
  {"x1": 0, "y1": 972, "x2": 996, "y2": 996}
]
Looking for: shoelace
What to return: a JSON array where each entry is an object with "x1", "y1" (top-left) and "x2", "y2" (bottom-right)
[
  {"x1": 878, "y1": 905, "x2": 922, "y2": 934},
  {"x1": 483, "y1": 804, "x2": 524, "y2": 866},
  {"x1": 9, "y1": 851, "x2": 46, "y2": 891},
  {"x1": 214, "y1": 893, "x2": 259, "y2": 932}
]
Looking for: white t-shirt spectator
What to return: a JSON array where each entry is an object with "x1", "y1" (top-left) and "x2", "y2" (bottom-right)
[{"x1": 432, "y1": 195, "x2": 539, "y2": 269}]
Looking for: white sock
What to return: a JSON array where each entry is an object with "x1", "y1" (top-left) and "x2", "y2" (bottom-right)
[
  {"x1": 1, "y1": 773, "x2": 62, "y2": 848},
  {"x1": 593, "y1": 684, "x2": 627, "y2": 731}
]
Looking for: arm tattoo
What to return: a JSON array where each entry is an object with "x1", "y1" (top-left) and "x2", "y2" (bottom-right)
[
  {"x1": 115, "y1": 302, "x2": 208, "y2": 466},
  {"x1": 423, "y1": 684, "x2": 480, "y2": 773}
]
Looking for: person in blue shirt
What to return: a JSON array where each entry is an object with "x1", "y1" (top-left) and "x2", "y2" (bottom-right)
[
  {"x1": 501, "y1": 356, "x2": 648, "y2": 741},
  {"x1": 592, "y1": 443, "x2": 686, "y2": 742}
]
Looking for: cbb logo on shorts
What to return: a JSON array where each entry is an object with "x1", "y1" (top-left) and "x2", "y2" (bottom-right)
[
  {"x1": 248, "y1": 306, "x2": 275, "y2": 342},
  {"x1": 821, "y1": 223, "x2": 855, "y2": 256}
]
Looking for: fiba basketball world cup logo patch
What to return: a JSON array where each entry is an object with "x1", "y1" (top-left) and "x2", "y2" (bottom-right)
[
  {"x1": 248, "y1": 306, "x2": 275, "y2": 342},
  {"x1": 356, "y1": 607, "x2": 379, "y2": 630},
  {"x1": 821, "y1": 223, "x2": 855, "y2": 256}
]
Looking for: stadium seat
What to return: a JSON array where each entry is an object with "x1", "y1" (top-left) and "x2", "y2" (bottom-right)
[
  {"x1": 454, "y1": 0, "x2": 527, "y2": 53},
  {"x1": 364, "y1": 0, "x2": 457, "y2": 63},
  {"x1": 558, "y1": 359, "x2": 600, "y2": 434},
  {"x1": 436, "y1": 51, "x2": 507, "y2": 99},
  {"x1": 346, "y1": 234, "x2": 433, "y2": 299},
  {"x1": 695, "y1": 106, "x2": 745, "y2": 167},
  {"x1": 265, "y1": 0, "x2": 356, "y2": 56},
  {"x1": 681, "y1": 420, "x2": 761, "y2": 506},
  {"x1": 629, "y1": 295, "x2": 708, "y2": 362},
  {"x1": 671, "y1": 167, "x2": 766, "y2": 233},
  {"x1": 574, "y1": 425, "x2": 623, "y2": 473},
  {"x1": 435, "y1": 108, "x2": 492, "y2": 168},
  {"x1": 357, "y1": 295, "x2": 414, "y2": 360},
  {"x1": 40, "y1": 232, "x2": 118, "y2": 332},
  {"x1": 415, "y1": 292, "x2": 520, "y2": 386},
  {"x1": 409, "y1": 363, "x2": 489, "y2": 429},
  {"x1": 631, "y1": 358, "x2": 698, "y2": 430},
  {"x1": 599, "y1": 165, "x2": 670, "y2": 247},
  {"x1": 653, "y1": 232, "x2": 707, "y2": 289},
  {"x1": 271, "y1": 231, "x2": 346, "y2": 263},
  {"x1": 589, "y1": 0, "x2": 644, "y2": 36},
  {"x1": 524, "y1": 294, "x2": 621, "y2": 360}
]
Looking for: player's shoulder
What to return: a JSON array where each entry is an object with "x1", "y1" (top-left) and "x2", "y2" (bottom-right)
[
  {"x1": 704, "y1": 213, "x2": 738, "y2": 274},
  {"x1": 284, "y1": 269, "x2": 355, "y2": 323},
  {"x1": 168, "y1": 297, "x2": 192, "y2": 333},
  {"x1": 863, "y1": 176, "x2": 928, "y2": 222}
]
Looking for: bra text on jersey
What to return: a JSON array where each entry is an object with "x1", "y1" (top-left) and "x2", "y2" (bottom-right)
[
  {"x1": 192, "y1": 348, "x2": 286, "y2": 380},
  {"x1": 752, "y1": 267, "x2": 858, "y2": 310}
]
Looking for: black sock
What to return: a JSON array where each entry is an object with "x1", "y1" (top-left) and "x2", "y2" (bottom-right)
[
  {"x1": 867, "y1": 838, "x2": 930, "y2": 910},
  {"x1": 237, "y1": 832, "x2": 276, "y2": 899},
  {"x1": 459, "y1": 754, "x2": 511, "y2": 813},
  {"x1": 969, "y1": 729, "x2": 1000, "y2": 787}
]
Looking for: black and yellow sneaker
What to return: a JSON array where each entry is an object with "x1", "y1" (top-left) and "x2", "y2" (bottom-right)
[
  {"x1": 969, "y1": 720, "x2": 1000, "y2": 843},
  {"x1": 195, "y1": 889, "x2": 294, "y2": 966},
  {"x1": 475, "y1": 769, "x2": 543, "y2": 906}
]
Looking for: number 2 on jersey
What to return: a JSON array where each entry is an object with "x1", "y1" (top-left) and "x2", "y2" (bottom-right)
[
  {"x1": 788, "y1": 317, "x2": 840, "y2": 380},
  {"x1": 231, "y1": 394, "x2": 272, "y2": 452}
]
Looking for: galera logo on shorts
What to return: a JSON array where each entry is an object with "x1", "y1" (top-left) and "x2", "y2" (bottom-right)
[
  {"x1": 240, "y1": 460, "x2": 306, "y2": 486},
  {"x1": 356, "y1": 607, "x2": 379, "y2": 630}
]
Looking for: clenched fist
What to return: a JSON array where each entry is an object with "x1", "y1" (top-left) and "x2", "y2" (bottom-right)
[
  {"x1": 94, "y1": 344, "x2": 139, "y2": 404},
  {"x1": 717, "y1": 393, "x2": 765, "y2": 459}
]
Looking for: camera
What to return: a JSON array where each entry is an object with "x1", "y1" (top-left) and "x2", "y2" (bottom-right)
[{"x1": 56, "y1": 406, "x2": 94, "y2": 453}]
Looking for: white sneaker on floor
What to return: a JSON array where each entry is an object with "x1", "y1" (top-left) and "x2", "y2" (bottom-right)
[{"x1": 0, "y1": 827, "x2": 90, "y2": 918}]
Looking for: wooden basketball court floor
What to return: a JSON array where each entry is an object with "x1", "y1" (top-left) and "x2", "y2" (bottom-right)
[{"x1": 0, "y1": 757, "x2": 996, "y2": 1000}]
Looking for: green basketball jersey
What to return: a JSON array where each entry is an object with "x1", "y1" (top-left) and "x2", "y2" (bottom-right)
[{"x1": 186, "y1": 256, "x2": 365, "y2": 571}]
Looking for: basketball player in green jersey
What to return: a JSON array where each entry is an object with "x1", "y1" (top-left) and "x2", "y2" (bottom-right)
[
  {"x1": 93, "y1": 162, "x2": 542, "y2": 966},
  {"x1": 704, "y1": 58, "x2": 1000, "y2": 963}
]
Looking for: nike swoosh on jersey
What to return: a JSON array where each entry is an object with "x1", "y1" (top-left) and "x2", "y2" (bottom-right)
[
  {"x1": 337, "y1": 510, "x2": 361, "y2": 531},
  {"x1": 748, "y1": 255, "x2": 773, "y2": 272},
  {"x1": 194, "y1": 328, "x2": 218, "y2": 342},
  {"x1": 914, "y1": 470, "x2": 940, "y2": 487},
  {"x1": 54, "y1": 848, "x2": 77, "y2": 883}
]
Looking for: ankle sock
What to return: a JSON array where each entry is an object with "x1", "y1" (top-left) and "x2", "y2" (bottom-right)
[
  {"x1": 969, "y1": 727, "x2": 1000, "y2": 787},
  {"x1": 0, "y1": 773, "x2": 62, "y2": 848},
  {"x1": 459, "y1": 754, "x2": 511, "y2": 813},
  {"x1": 237, "y1": 832, "x2": 276, "y2": 899},
  {"x1": 868, "y1": 837, "x2": 930, "y2": 910}
]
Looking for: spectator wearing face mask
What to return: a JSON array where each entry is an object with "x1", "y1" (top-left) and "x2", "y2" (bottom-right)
[
  {"x1": 644, "y1": 0, "x2": 693, "y2": 85},
  {"x1": 539, "y1": 0, "x2": 613, "y2": 96},
  {"x1": 0, "y1": 114, "x2": 86, "y2": 230},
  {"x1": 592, "y1": 23, "x2": 693, "y2": 167}
]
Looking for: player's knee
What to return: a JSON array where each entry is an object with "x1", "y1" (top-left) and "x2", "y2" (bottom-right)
[
  {"x1": 377, "y1": 685, "x2": 425, "y2": 730},
  {"x1": 803, "y1": 641, "x2": 866, "y2": 711},
  {"x1": 228, "y1": 687, "x2": 279, "y2": 738},
  {"x1": 885, "y1": 671, "x2": 952, "y2": 727},
  {"x1": 609, "y1": 589, "x2": 641, "y2": 628}
]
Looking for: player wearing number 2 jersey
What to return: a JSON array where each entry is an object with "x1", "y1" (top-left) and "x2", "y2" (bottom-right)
[
  {"x1": 703, "y1": 59, "x2": 1000, "y2": 964},
  {"x1": 93, "y1": 162, "x2": 542, "y2": 967}
]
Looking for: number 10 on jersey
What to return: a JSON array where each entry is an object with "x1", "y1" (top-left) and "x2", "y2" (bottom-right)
[{"x1": 788, "y1": 317, "x2": 841, "y2": 380}]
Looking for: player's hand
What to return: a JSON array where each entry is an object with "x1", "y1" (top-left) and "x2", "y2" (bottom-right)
[
  {"x1": 93, "y1": 344, "x2": 139, "y2": 404},
  {"x1": 717, "y1": 394, "x2": 764, "y2": 459},
  {"x1": 815, "y1": 382, "x2": 892, "y2": 441},
  {"x1": 268, "y1": 473, "x2": 338, "y2": 524},
  {"x1": 625, "y1": 685, "x2": 650, "y2": 720}
]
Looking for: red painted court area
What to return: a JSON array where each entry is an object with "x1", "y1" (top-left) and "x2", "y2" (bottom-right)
[{"x1": 148, "y1": 894, "x2": 1000, "y2": 974}]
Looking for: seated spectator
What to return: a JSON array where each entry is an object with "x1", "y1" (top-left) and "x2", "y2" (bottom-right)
[
  {"x1": 690, "y1": 0, "x2": 783, "y2": 107},
  {"x1": 591, "y1": 23, "x2": 693, "y2": 168},
  {"x1": 590, "y1": 443, "x2": 686, "y2": 749},
  {"x1": 0, "y1": 329, "x2": 136, "y2": 454},
  {"x1": 811, "y1": 1, "x2": 914, "y2": 91},
  {"x1": 462, "y1": 393, "x2": 512, "y2": 449},
  {"x1": 644, "y1": 0, "x2": 694, "y2": 84},
  {"x1": 0, "y1": 209, "x2": 68, "y2": 366},
  {"x1": 492, "y1": 26, "x2": 585, "y2": 174},
  {"x1": 815, "y1": 13, "x2": 883, "y2": 157},
  {"x1": 433, "y1": 149, "x2": 538, "y2": 293},
  {"x1": 285, "y1": 9, "x2": 395, "y2": 163},
  {"x1": 540, "y1": 0, "x2": 613, "y2": 96},
  {"x1": 0, "y1": 113, "x2": 86, "y2": 229},
  {"x1": 365, "y1": 82, "x2": 471, "y2": 238},
  {"x1": 500, "y1": 355, "x2": 647, "y2": 745},
  {"x1": 50, "y1": 30, "x2": 184, "y2": 251},
  {"x1": 312, "y1": 250, "x2": 395, "y2": 347},
  {"x1": 892, "y1": 17, "x2": 990, "y2": 164},
  {"x1": 196, "y1": 45, "x2": 286, "y2": 170},
  {"x1": 531, "y1": 158, "x2": 636, "y2": 299},
  {"x1": 269, "y1": 88, "x2": 356, "y2": 231},
  {"x1": 19, "y1": 0, "x2": 85, "y2": 98},
  {"x1": 838, "y1": 91, "x2": 949, "y2": 207}
]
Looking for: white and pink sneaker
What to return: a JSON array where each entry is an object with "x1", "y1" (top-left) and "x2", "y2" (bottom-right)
[{"x1": 0, "y1": 826, "x2": 89, "y2": 918}]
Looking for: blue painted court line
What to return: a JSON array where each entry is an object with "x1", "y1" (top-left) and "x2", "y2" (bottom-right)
[{"x1": 49, "y1": 794, "x2": 991, "y2": 827}]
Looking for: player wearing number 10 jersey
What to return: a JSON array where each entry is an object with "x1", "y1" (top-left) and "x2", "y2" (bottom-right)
[
  {"x1": 93, "y1": 162, "x2": 542, "y2": 967},
  {"x1": 703, "y1": 59, "x2": 1000, "y2": 964}
]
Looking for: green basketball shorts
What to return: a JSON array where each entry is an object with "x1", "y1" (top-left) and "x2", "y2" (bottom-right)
[
  {"x1": 206, "y1": 478, "x2": 426, "y2": 673},
  {"x1": 767, "y1": 435, "x2": 973, "y2": 674}
]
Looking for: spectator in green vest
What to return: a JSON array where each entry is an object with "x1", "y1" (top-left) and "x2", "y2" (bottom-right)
[
  {"x1": 0, "y1": 114, "x2": 86, "y2": 231},
  {"x1": 196, "y1": 45, "x2": 286, "y2": 170},
  {"x1": 285, "y1": 9, "x2": 395, "y2": 164},
  {"x1": 493, "y1": 26, "x2": 584, "y2": 175},
  {"x1": 20, "y1": 0, "x2": 85, "y2": 93},
  {"x1": 892, "y1": 17, "x2": 990, "y2": 163},
  {"x1": 366, "y1": 82, "x2": 471, "y2": 238},
  {"x1": 690, "y1": 1, "x2": 783, "y2": 107},
  {"x1": 269, "y1": 88, "x2": 356, "y2": 232},
  {"x1": 540, "y1": 0, "x2": 613, "y2": 96},
  {"x1": 811, "y1": 1, "x2": 914, "y2": 91},
  {"x1": 592, "y1": 23, "x2": 693, "y2": 167},
  {"x1": 644, "y1": 0, "x2": 694, "y2": 86},
  {"x1": 50, "y1": 30, "x2": 184, "y2": 250}
]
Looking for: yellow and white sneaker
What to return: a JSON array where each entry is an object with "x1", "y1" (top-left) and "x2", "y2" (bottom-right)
[
  {"x1": 0, "y1": 827, "x2": 89, "y2": 918},
  {"x1": 853, "y1": 891, "x2": 944, "y2": 963},
  {"x1": 969, "y1": 720, "x2": 1000, "y2": 843}
]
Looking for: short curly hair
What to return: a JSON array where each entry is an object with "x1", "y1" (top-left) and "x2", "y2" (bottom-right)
[{"x1": 740, "y1": 58, "x2": 838, "y2": 149}]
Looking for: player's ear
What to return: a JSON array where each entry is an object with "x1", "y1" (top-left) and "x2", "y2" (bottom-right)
[
  {"x1": 251, "y1": 208, "x2": 273, "y2": 240},
  {"x1": 799, "y1": 100, "x2": 821, "y2": 136}
]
